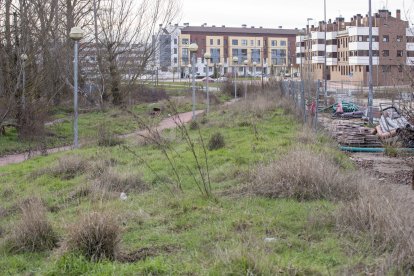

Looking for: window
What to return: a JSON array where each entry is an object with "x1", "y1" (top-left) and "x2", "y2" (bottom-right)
[
  {"x1": 181, "y1": 48, "x2": 189, "y2": 64},
  {"x1": 258, "y1": 40, "x2": 261, "y2": 46},
  {"x1": 210, "y1": 48, "x2": 220, "y2": 63},
  {"x1": 382, "y1": 50, "x2": 389, "y2": 57},
  {"x1": 383, "y1": 35, "x2": 389, "y2": 42},
  {"x1": 251, "y1": 49, "x2": 261, "y2": 63},
  {"x1": 173, "y1": 48, "x2": 177, "y2": 54},
  {"x1": 182, "y1": 38, "x2": 189, "y2": 45},
  {"x1": 280, "y1": 41, "x2": 287, "y2": 46},
  {"x1": 210, "y1": 39, "x2": 214, "y2": 45},
  {"x1": 397, "y1": 50, "x2": 404, "y2": 57},
  {"x1": 250, "y1": 40, "x2": 254, "y2": 46},
  {"x1": 382, "y1": 65, "x2": 391, "y2": 72},
  {"x1": 241, "y1": 39, "x2": 248, "y2": 46},
  {"x1": 397, "y1": 36, "x2": 403, "y2": 42},
  {"x1": 174, "y1": 39, "x2": 178, "y2": 45},
  {"x1": 271, "y1": 49, "x2": 287, "y2": 65},
  {"x1": 217, "y1": 39, "x2": 221, "y2": 45},
  {"x1": 173, "y1": 57, "x2": 177, "y2": 64},
  {"x1": 232, "y1": 39, "x2": 238, "y2": 46},
  {"x1": 271, "y1": 40, "x2": 277, "y2": 47}
]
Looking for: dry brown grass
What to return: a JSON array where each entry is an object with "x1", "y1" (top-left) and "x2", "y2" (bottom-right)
[
  {"x1": 34, "y1": 155, "x2": 88, "y2": 180},
  {"x1": 7, "y1": 197, "x2": 58, "y2": 253},
  {"x1": 250, "y1": 147, "x2": 359, "y2": 201},
  {"x1": 91, "y1": 167, "x2": 149, "y2": 194},
  {"x1": 336, "y1": 184, "x2": 414, "y2": 272},
  {"x1": 66, "y1": 211, "x2": 121, "y2": 261}
]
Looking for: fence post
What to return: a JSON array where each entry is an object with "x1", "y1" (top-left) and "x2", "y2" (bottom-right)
[
  {"x1": 315, "y1": 80, "x2": 320, "y2": 132},
  {"x1": 301, "y1": 79, "x2": 306, "y2": 123}
]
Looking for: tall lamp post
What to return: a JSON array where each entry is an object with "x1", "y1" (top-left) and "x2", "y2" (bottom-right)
[
  {"x1": 232, "y1": 56, "x2": 239, "y2": 99},
  {"x1": 204, "y1": 52, "x2": 211, "y2": 113},
  {"x1": 253, "y1": 62, "x2": 257, "y2": 85},
  {"x1": 69, "y1": 26, "x2": 84, "y2": 149},
  {"x1": 20, "y1": 53, "x2": 28, "y2": 110},
  {"x1": 244, "y1": 60, "x2": 248, "y2": 98},
  {"x1": 189, "y1": 43, "x2": 198, "y2": 120}
]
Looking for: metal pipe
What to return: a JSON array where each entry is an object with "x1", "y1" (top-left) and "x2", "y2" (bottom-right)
[{"x1": 340, "y1": 146, "x2": 414, "y2": 153}]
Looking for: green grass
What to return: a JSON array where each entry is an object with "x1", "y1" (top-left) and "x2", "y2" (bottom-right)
[{"x1": 0, "y1": 99, "x2": 374, "y2": 275}]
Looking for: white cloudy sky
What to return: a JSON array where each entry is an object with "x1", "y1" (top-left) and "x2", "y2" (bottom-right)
[{"x1": 180, "y1": 0, "x2": 414, "y2": 28}]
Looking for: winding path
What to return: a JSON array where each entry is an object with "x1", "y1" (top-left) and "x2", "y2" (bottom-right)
[{"x1": 0, "y1": 110, "x2": 204, "y2": 167}]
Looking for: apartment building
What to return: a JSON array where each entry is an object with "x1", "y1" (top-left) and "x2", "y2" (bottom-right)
[
  {"x1": 176, "y1": 25, "x2": 298, "y2": 78},
  {"x1": 296, "y1": 9, "x2": 413, "y2": 86}
]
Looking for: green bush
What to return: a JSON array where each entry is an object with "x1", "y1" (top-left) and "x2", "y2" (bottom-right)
[{"x1": 208, "y1": 132, "x2": 225, "y2": 151}]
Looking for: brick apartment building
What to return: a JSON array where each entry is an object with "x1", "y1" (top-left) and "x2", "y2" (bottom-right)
[
  {"x1": 296, "y1": 9, "x2": 414, "y2": 86},
  {"x1": 166, "y1": 25, "x2": 298, "y2": 78}
]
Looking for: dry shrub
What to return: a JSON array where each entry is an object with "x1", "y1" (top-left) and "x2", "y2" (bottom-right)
[
  {"x1": 227, "y1": 93, "x2": 279, "y2": 118},
  {"x1": 8, "y1": 197, "x2": 58, "y2": 253},
  {"x1": 251, "y1": 147, "x2": 359, "y2": 201},
  {"x1": 208, "y1": 132, "x2": 225, "y2": 151},
  {"x1": 92, "y1": 168, "x2": 149, "y2": 194},
  {"x1": 66, "y1": 211, "x2": 120, "y2": 261},
  {"x1": 34, "y1": 155, "x2": 88, "y2": 180},
  {"x1": 295, "y1": 126, "x2": 318, "y2": 145},
  {"x1": 97, "y1": 124, "x2": 123, "y2": 147},
  {"x1": 336, "y1": 184, "x2": 414, "y2": 272}
]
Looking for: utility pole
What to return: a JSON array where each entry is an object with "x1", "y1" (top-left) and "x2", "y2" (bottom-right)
[
  {"x1": 324, "y1": 0, "x2": 328, "y2": 106},
  {"x1": 368, "y1": 0, "x2": 374, "y2": 124}
]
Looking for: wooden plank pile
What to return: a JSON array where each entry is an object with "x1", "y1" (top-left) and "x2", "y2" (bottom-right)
[{"x1": 328, "y1": 120, "x2": 382, "y2": 147}]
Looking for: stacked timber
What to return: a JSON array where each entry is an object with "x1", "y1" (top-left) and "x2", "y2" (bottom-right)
[{"x1": 328, "y1": 120, "x2": 382, "y2": 148}]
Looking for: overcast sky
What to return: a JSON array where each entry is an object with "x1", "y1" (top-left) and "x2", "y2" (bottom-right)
[{"x1": 180, "y1": 0, "x2": 414, "y2": 29}]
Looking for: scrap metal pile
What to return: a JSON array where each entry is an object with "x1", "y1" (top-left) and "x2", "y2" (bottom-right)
[{"x1": 375, "y1": 106, "x2": 414, "y2": 148}]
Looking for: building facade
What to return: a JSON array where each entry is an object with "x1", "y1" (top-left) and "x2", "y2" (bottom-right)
[
  {"x1": 296, "y1": 9, "x2": 413, "y2": 86},
  {"x1": 175, "y1": 25, "x2": 298, "y2": 78}
]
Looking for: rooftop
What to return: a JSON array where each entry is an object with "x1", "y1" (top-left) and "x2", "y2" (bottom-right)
[{"x1": 181, "y1": 25, "x2": 299, "y2": 36}]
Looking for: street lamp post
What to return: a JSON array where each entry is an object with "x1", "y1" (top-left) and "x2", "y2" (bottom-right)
[
  {"x1": 253, "y1": 62, "x2": 257, "y2": 85},
  {"x1": 232, "y1": 56, "x2": 239, "y2": 99},
  {"x1": 69, "y1": 26, "x2": 84, "y2": 149},
  {"x1": 204, "y1": 52, "x2": 211, "y2": 113},
  {"x1": 20, "y1": 53, "x2": 28, "y2": 110},
  {"x1": 306, "y1": 17, "x2": 313, "y2": 99},
  {"x1": 368, "y1": 0, "x2": 374, "y2": 124},
  {"x1": 244, "y1": 60, "x2": 248, "y2": 98},
  {"x1": 189, "y1": 43, "x2": 198, "y2": 120}
]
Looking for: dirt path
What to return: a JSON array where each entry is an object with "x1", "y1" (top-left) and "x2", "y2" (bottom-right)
[
  {"x1": 350, "y1": 152, "x2": 413, "y2": 186},
  {"x1": 0, "y1": 110, "x2": 204, "y2": 167}
]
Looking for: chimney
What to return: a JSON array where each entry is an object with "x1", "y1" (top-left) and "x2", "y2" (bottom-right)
[
  {"x1": 251, "y1": 26, "x2": 255, "y2": 28},
  {"x1": 306, "y1": 24, "x2": 309, "y2": 33},
  {"x1": 278, "y1": 26, "x2": 283, "y2": 29},
  {"x1": 397, "y1": 9, "x2": 401, "y2": 20},
  {"x1": 222, "y1": 25, "x2": 226, "y2": 28},
  {"x1": 259, "y1": 26, "x2": 263, "y2": 29},
  {"x1": 184, "y1": 23, "x2": 189, "y2": 27},
  {"x1": 212, "y1": 25, "x2": 216, "y2": 27},
  {"x1": 242, "y1": 24, "x2": 247, "y2": 28}
]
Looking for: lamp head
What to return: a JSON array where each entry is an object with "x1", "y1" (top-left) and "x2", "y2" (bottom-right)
[
  {"x1": 253, "y1": 62, "x2": 257, "y2": 66},
  {"x1": 69, "y1": 26, "x2": 84, "y2": 41},
  {"x1": 189, "y1": 43, "x2": 198, "y2": 52},
  {"x1": 244, "y1": 60, "x2": 249, "y2": 65},
  {"x1": 204, "y1": 52, "x2": 211, "y2": 59},
  {"x1": 232, "y1": 56, "x2": 239, "y2": 63}
]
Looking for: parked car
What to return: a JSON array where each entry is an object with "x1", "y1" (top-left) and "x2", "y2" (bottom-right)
[
  {"x1": 217, "y1": 77, "x2": 228, "y2": 82},
  {"x1": 201, "y1": 77, "x2": 216, "y2": 83}
]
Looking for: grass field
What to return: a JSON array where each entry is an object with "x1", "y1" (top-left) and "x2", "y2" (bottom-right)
[{"x1": 0, "y1": 90, "x2": 403, "y2": 275}]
